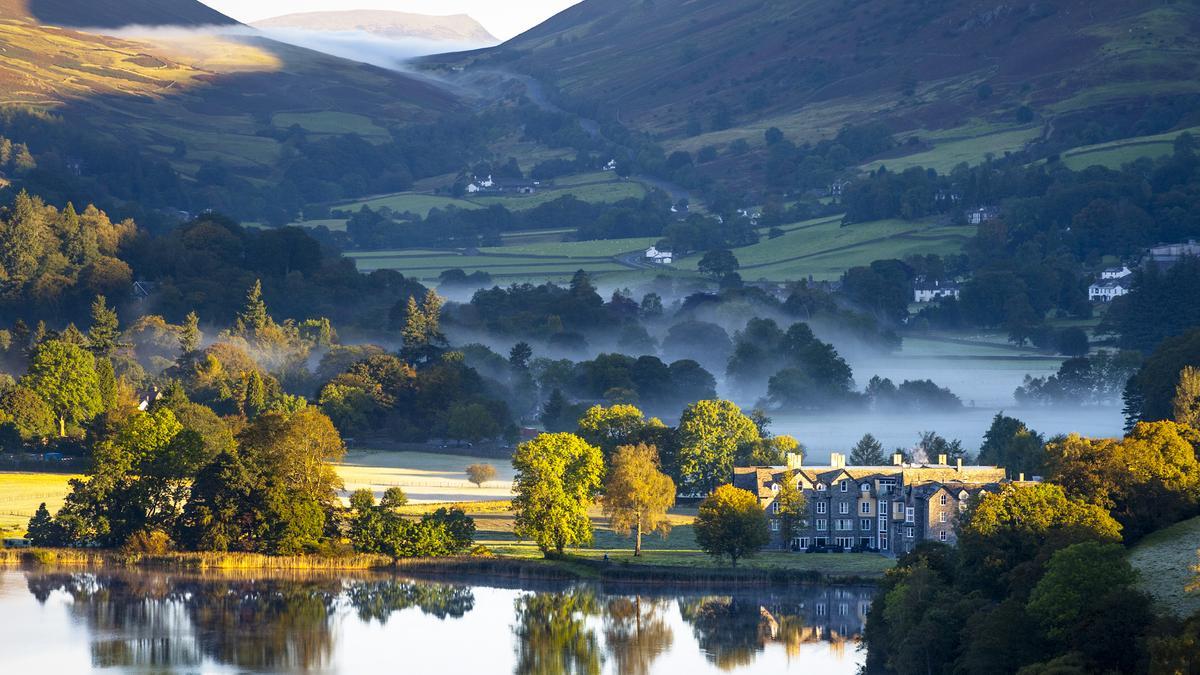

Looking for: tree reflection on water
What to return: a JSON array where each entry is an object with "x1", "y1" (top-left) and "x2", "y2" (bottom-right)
[{"x1": 18, "y1": 571, "x2": 873, "y2": 673}]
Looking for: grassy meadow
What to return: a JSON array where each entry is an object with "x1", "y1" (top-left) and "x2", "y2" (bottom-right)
[{"x1": 1129, "y1": 516, "x2": 1200, "y2": 619}]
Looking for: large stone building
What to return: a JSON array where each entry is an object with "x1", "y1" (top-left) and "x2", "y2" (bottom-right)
[{"x1": 733, "y1": 453, "x2": 1012, "y2": 556}]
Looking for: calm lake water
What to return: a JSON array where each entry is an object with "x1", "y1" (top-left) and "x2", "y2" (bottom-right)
[{"x1": 0, "y1": 568, "x2": 872, "y2": 674}]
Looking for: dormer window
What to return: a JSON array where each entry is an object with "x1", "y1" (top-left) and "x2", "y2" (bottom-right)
[
  {"x1": 939, "y1": 494, "x2": 948, "y2": 506},
  {"x1": 817, "y1": 483, "x2": 827, "y2": 491},
  {"x1": 771, "y1": 483, "x2": 781, "y2": 493},
  {"x1": 840, "y1": 480, "x2": 849, "y2": 492},
  {"x1": 861, "y1": 484, "x2": 870, "y2": 492}
]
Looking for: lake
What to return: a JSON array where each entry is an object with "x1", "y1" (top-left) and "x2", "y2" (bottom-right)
[{"x1": 0, "y1": 568, "x2": 872, "y2": 674}]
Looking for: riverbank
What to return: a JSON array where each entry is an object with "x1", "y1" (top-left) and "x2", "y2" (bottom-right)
[{"x1": 0, "y1": 547, "x2": 889, "y2": 585}]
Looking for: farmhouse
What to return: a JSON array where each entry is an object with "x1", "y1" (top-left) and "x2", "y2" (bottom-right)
[
  {"x1": 1089, "y1": 278, "x2": 1129, "y2": 302},
  {"x1": 1101, "y1": 265, "x2": 1132, "y2": 280},
  {"x1": 734, "y1": 453, "x2": 1013, "y2": 556},
  {"x1": 913, "y1": 280, "x2": 960, "y2": 303},
  {"x1": 644, "y1": 246, "x2": 673, "y2": 265}
]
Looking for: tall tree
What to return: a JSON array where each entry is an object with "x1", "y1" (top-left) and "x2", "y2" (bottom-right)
[
  {"x1": 602, "y1": 444, "x2": 676, "y2": 556},
  {"x1": 235, "y1": 279, "x2": 270, "y2": 334},
  {"x1": 693, "y1": 485, "x2": 769, "y2": 567},
  {"x1": 850, "y1": 433, "x2": 886, "y2": 465},
  {"x1": 511, "y1": 432, "x2": 604, "y2": 555},
  {"x1": 86, "y1": 295, "x2": 120, "y2": 357},
  {"x1": 1173, "y1": 366, "x2": 1200, "y2": 428},
  {"x1": 675, "y1": 400, "x2": 760, "y2": 495},
  {"x1": 577, "y1": 404, "x2": 648, "y2": 458},
  {"x1": 773, "y1": 473, "x2": 806, "y2": 548},
  {"x1": 179, "y1": 311, "x2": 202, "y2": 355},
  {"x1": 24, "y1": 340, "x2": 102, "y2": 436}
]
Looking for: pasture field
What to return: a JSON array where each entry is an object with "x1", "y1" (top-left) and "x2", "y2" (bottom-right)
[
  {"x1": 1059, "y1": 126, "x2": 1200, "y2": 171},
  {"x1": 0, "y1": 472, "x2": 80, "y2": 537},
  {"x1": 862, "y1": 126, "x2": 1043, "y2": 173},
  {"x1": 272, "y1": 111, "x2": 390, "y2": 141},
  {"x1": 479, "y1": 237, "x2": 658, "y2": 258},
  {"x1": 336, "y1": 450, "x2": 515, "y2": 505},
  {"x1": 1129, "y1": 516, "x2": 1200, "y2": 619},
  {"x1": 683, "y1": 216, "x2": 975, "y2": 281},
  {"x1": 340, "y1": 193, "x2": 482, "y2": 217},
  {"x1": 348, "y1": 250, "x2": 628, "y2": 280}
]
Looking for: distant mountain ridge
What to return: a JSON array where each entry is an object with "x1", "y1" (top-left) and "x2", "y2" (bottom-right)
[
  {"x1": 0, "y1": 0, "x2": 237, "y2": 27},
  {"x1": 253, "y1": 10, "x2": 497, "y2": 44}
]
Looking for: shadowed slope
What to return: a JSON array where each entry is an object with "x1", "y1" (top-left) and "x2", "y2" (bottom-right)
[{"x1": 0, "y1": 0, "x2": 237, "y2": 27}]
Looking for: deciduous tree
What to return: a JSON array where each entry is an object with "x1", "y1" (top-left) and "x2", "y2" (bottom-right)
[
  {"x1": 693, "y1": 484, "x2": 769, "y2": 566},
  {"x1": 511, "y1": 432, "x2": 604, "y2": 555},
  {"x1": 676, "y1": 400, "x2": 760, "y2": 495},
  {"x1": 602, "y1": 444, "x2": 676, "y2": 556},
  {"x1": 466, "y1": 463, "x2": 496, "y2": 488},
  {"x1": 24, "y1": 340, "x2": 102, "y2": 436}
]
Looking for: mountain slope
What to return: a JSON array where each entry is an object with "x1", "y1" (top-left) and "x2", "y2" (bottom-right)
[
  {"x1": 459, "y1": 0, "x2": 1200, "y2": 146},
  {"x1": 0, "y1": 2, "x2": 459, "y2": 183},
  {"x1": 0, "y1": 0, "x2": 237, "y2": 27},
  {"x1": 253, "y1": 10, "x2": 497, "y2": 44}
]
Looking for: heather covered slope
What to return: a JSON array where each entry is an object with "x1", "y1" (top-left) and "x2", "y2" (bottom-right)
[
  {"x1": 463, "y1": 0, "x2": 1200, "y2": 144},
  {"x1": 0, "y1": 0, "x2": 237, "y2": 27}
]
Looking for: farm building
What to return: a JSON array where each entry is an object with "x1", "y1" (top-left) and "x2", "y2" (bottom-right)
[
  {"x1": 967, "y1": 206, "x2": 1000, "y2": 225},
  {"x1": 645, "y1": 246, "x2": 673, "y2": 265},
  {"x1": 1101, "y1": 265, "x2": 1132, "y2": 280},
  {"x1": 1145, "y1": 240, "x2": 1200, "y2": 270},
  {"x1": 913, "y1": 280, "x2": 960, "y2": 303}
]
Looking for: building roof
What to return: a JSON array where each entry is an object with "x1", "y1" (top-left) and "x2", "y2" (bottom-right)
[{"x1": 733, "y1": 463, "x2": 1009, "y2": 498}]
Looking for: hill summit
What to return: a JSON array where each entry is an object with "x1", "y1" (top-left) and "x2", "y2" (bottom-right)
[{"x1": 253, "y1": 10, "x2": 497, "y2": 45}]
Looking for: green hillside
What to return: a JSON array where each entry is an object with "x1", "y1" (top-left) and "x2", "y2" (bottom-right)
[{"x1": 441, "y1": 0, "x2": 1200, "y2": 169}]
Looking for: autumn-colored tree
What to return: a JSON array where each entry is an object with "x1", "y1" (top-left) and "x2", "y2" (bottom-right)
[
  {"x1": 958, "y1": 483, "x2": 1122, "y2": 592},
  {"x1": 1173, "y1": 366, "x2": 1200, "y2": 428},
  {"x1": 466, "y1": 463, "x2": 497, "y2": 488},
  {"x1": 693, "y1": 485, "x2": 769, "y2": 566},
  {"x1": 773, "y1": 472, "x2": 807, "y2": 548},
  {"x1": 1046, "y1": 422, "x2": 1200, "y2": 541},
  {"x1": 24, "y1": 340, "x2": 102, "y2": 436},
  {"x1": 511, "y1": 432, "x2": 604, "y2": 555},
  {"x1": 602, "y1": 444, "x2": 676, "y2": 556},
  {"x1": 676, "y1": 400, "x2": 760, "y2": 495}
]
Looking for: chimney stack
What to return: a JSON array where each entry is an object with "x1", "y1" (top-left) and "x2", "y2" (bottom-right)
[
  {"x1": 1018, "y1": 472, "x2": 1025, "y2": 482},
  {"x1": 957, "y1": 458, "x2": 963, "y2": 472},
  {"x1": 786, "y1": 452, "x2": 803, "y2": 470},
  {"x1": 893, "y1": 453, "x2": 904, "y2": 466},
  {"x1": 937, "y1": 454, "x2": 948, "y2": 466},
  {"x1": 830, "y1": 453, "x2": 845, "y2": 469}
]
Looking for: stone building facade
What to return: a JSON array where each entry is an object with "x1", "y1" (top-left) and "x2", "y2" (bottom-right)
[{"x1": 733, "y1": 452, "x2": 1011, "y2": 556}]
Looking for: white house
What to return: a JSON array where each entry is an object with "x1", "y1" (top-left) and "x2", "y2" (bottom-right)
[
  {"x1": 1089, "y1": 278, "x2": 1129, "y2": 302},
  {"x1": 645, "y1": 246, "x2": 674, "y2": 265},
  {"x1": 603, "y1": 159, "x2": 618, "y2": 171},
  {"x1": 1101, "y1": 266, "x2": 1132, "y2": 280},
  {"x1": 914, "y1": 280, "x2": 960, "y2": 303}
]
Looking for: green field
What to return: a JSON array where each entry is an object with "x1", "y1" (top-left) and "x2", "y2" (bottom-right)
[
  {"x1": 0, "y1": 472, "x2": 80, "y2": 537},
  {"x1": 346, "y1": 213, "x2": 974, "y2": 283},
  {"x1": 1129, "y1": 516, "x2": 1200, "y2": 619},
  {"x1": 682, "y1": 216, "x2": 976, "y2": 281},
  {"x1": 272, "y1": 111, "x2": 390, "y2": 141},
  {"x1": 1059, "y1": 126, "x2": 1200, "y2": 171},
  {"x1": 862, "y1": 126, "x2": 1043, "y2": 174}
]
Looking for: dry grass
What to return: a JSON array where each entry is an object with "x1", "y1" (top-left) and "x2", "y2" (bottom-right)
[
  {"x1": 1129, "y1": 516, "x2": 1200, "y2": 619},
  {"x1": 0, "y1": 471, "x2": 79, "y2": 537}
]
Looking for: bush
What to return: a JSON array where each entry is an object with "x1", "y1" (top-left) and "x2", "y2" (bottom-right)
[{"x1": 123, "y1": 529, "x2": 174, "y2": 555}]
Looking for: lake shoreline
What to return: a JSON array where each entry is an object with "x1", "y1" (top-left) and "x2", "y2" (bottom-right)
[{"x1": 0, "y1": 548, "x2": 887, "y2": 586}]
